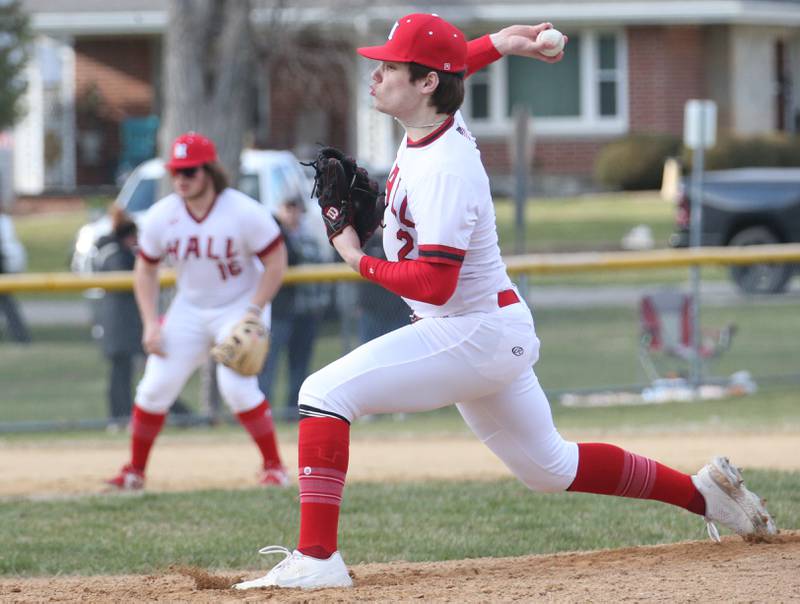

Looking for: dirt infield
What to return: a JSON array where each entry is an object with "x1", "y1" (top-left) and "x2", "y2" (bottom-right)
[
  {"x1": 2, "y1": 533, "x2": 798, "y2": 602},
  {"x1": 2, "y1": 430, "x2": 798, "y2": 497},
  {"x1": 2, "y1": 430, "x2": 797, "y2": 601}
]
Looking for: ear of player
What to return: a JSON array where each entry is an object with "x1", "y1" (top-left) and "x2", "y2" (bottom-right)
[{"x1": 305, "y1": 146, "x2": 385, "y2": 246}]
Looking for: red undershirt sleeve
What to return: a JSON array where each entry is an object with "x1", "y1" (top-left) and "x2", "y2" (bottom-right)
[
  {"x1": 466, "y1": 34, "x2": 502, "y2": 78},
  {"x1": 359, "y1": 255, "x2": 461, "y2": 306}
]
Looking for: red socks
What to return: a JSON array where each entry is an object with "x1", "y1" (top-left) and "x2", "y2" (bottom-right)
[
  {"x1": 297, "y1": 417, "x2": 350, "y2": 560},
  {"x1": 130, "y1": 405, "x2": 166, "y2": 472},
  {"x1": 236, "y1": 400, "x2": 283, "y2": 470},
  {"x1": 568, "y1": 443, "x2": 706, "y2": 515},
  {"x1": 130, "y1": 401, "x2": 282, "y2": 476}
]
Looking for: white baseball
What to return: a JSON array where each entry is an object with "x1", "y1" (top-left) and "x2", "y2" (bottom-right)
[{"x1": 537, "y1": 28, "x2": 565, "y2": 57}]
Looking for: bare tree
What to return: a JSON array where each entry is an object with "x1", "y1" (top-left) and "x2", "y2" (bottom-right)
[
  {"x1": 160, "y1": 0, "x2": 254, "y2": 180},
  {"x1": 255, "y1": 4, "x2": 353, "y2": 117},
  {"x1": 0, "y1": 0, "x2": 31, "y2": 131}
]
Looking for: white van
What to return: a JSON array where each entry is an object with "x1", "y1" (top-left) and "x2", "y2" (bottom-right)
[{"x1": 71, "y1": 149, "x2": 330, "y2": 273}]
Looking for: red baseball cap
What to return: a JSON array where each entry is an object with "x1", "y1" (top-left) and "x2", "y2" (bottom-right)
[
  {"x1": 165, "y1": 132, "x2": 218, "y2": 170},
  {"x1": 357, "y1": 13, "x2": 467, "y2": 73}
]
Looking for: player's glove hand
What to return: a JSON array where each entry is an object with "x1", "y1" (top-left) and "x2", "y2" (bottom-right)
[
  {"x1": 210, "y1": 314, "x2": 270, "y2": 376},
  {"x1": 304, "y1": 146, "x2": 385, "y2": 246},
  {"x1": 351, "y1": 166, "x2": 386, "y2": 247}
]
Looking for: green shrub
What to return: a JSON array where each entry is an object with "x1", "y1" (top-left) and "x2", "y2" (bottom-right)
[
  {"x1": 594, "y1": 134, "x2": 682, "y2": 190},
  {"x1": 683, "y1": 133, "x2": 800, "y2": 169}
]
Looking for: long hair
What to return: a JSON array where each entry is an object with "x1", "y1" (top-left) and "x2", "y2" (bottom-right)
[{"x1": 203, "y1": 161, "x2": 230, "y2": 194}]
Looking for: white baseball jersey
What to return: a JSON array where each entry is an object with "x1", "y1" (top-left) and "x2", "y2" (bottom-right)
[
  {"x1": 138, "y1": 188, "x2": 282, "y2": 308},
  {"x1": 382, "y1": 110, "x2": 513, "y2": 318},
  {"x1": 299, "y1": 110, "x2": 579, "y2": 494}
]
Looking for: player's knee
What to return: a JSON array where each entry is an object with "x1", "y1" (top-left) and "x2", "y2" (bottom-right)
[
  {"x1": 517, "y1": 469, "x2": 574, "y2": 493},
  {"x1": 134, "y1": 385, "x2": 172, "y2": 414},
  {"x1": 297, "y1": 373, "x2": 325, "y2": 409},
  {"x1": 514, "y1": 439, "x2": 579, "y2": 493},
  {"x1": 298, "y1": 373, "x2": 354, "y2": 422},
  {"x1": 217, "y1": 368, "x2": 262, "y2": 413}
]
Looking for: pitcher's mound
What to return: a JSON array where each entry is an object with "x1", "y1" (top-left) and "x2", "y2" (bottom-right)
[{"x1": 3, "y1": 532, "x2": 798, "y2": 602}]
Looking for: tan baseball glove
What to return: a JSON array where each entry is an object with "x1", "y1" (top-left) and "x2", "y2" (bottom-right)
[{"x1": 211, "y1": 315, "x2": 270, "y2": 376}]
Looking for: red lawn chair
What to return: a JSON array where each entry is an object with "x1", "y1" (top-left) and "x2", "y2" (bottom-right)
[{"x1": 638, "y1": 290, "x2": 737, "y2": 381}]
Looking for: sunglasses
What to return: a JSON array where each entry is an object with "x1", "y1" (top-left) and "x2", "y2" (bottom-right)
[{"x1": 171, "y1": 166, "x2": 200, "y2": 178}]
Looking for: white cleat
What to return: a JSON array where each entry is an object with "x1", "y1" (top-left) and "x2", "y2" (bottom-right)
[
  {"x1": 233, "y1": 545, "x2": 353, "y2": 590},
  {"x1": 692, "y1": 456, "x2": 778, "y2": 542}
]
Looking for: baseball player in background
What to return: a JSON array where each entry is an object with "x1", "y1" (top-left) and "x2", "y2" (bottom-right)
[
  {"x1": 107, "y1": 132, "x2": 290, "y2": 490},
  {"x1": 235, "y1": 15, "x2": 776, "y2": 590}
]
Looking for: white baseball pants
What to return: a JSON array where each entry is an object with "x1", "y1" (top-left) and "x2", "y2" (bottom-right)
[
  {"x1": 135, "y1": 295, "x2": 270, "y2": 414},
  {"x1": 299, "y1": 299, "x2": 579, "y2": 492}
]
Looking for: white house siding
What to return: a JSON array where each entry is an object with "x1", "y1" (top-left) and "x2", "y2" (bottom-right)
[
  {"x1": 13, "y1": 61, "x2": 44, "y2": 195},
  {"x1": 706, "y1": 26, "x2": 732, "y2": 133},
  {"x1": 730, "y1": 25, "x2": 781, "y2": 134},
  {"x1": 12, "y1": 36, "x2": 76, "y2": 195}
]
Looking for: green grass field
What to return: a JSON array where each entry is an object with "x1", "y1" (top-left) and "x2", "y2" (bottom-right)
[
  {"x1": 3, "y1": 194, "x2": 796, "y2": 579},
  {"x1": 494, "y1": 191, "x2": 674, "y2": 252},
  {"x1": 15, "y1": 194, "x2": 672, "y2": 274},
  {"x1": 1, "y1": 470, "x2": 797, "y2": 576},
  {"x1": 13, "y1": 210, "x2": 91, "y2": 274},
  {"x1": 2, "y1": 298, "x2": 797, "y2": 425},
  {"x1": 2, "y1": 325, "x2": 797, "y2": 576},
  {"x1": 10, "y1": 191, "x2": 730, "y2": 286}
]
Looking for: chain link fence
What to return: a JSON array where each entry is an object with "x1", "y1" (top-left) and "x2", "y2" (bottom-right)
[{"x1": 1, "y1": 259, "x2": 799, "y2": 432}]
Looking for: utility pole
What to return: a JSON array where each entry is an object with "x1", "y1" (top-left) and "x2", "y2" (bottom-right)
[
  {"x1": 683, "y1": 100, "x2": 717, "y2": 389},
  {"x1": 510, "y1": 105, "x2": 534, "y2": 299}
]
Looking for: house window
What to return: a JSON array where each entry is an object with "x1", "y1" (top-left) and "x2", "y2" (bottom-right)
[
  {"x1": 598, "y1": 34, "x2": 618, "y2": 116},
  {"x1": 507, "y1": 35, "x2": 581, "y2": 117},
  {"x1": 464, "y1": 29, "x2": 627, "y2": 136},
  {"x1": 468, "y1": 69, "x2": 490, "y2": 120}
]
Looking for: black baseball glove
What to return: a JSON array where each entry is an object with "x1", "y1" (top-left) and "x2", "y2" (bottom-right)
[{"x1": 304, "y1": 147, "x2": 385, "y2": 247}]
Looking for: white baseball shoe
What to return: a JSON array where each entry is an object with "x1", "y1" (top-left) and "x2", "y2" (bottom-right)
[
  {"x1": 105, "y1": 463, "x2": 144, "y2": 491},
  {"x1": 258, "y1": 466, "x2": 290, "y2": 488},
  {"x1": 233, "y1": 546, "x2": 353, "y2": 590},
  {"x1": 691, "y1": 456, "x2": 777, "y2": 542}
]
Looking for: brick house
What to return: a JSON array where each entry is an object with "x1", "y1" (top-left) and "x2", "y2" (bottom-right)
[{"x1": 12, "y1": 0, "x2": 800, "y2": 195}]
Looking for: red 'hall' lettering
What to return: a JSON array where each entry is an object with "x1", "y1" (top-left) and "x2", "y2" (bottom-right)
[
  {"x1": 184, "y1": 236, "x2": 200, "y2": 259},
  {"x1": 165, "y1": 239, "x2": 179, "y2": 260},
  {"x1": 206, "y1": 237, "x2": 220, "y2": 260}
]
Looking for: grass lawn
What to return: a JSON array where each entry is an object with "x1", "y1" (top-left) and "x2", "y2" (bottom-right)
[
  {"x1": 7, "y1": 191, "x2": 723, "y2": 288},
  {"x1": 1, "y1": 470, "x2": 796, "y2": 575},
  {"x1": 494, "y1": 191, "x2": 675, "y2": 253},
  {"x1": 2, "y1": 298, "x2": 798, "y2": 428},
  {"x1": 3, "y1": 310, "x2": 796, "y2": 575},
  {"x1": 494, "y1": 191, "x2": 727, "y2": 286},
  {"x1": 13, "y1": 210, "x2": 93, "y2": 274}
]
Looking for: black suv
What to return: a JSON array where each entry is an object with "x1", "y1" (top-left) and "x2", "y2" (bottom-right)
[{"x1": 669, "y1": 167, "x2": 800, "y2": 294}]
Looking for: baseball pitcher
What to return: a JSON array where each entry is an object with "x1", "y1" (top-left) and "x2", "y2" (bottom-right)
[{"x1": 235, "y1": 15, "x2": 776, "y2": 590}]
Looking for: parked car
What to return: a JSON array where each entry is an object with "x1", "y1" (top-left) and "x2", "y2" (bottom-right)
[
  {"x1": 669, "y1": 167, "x2": 800, "y2": 294},
  {"x1": 71, "y1": 149, "x2": 330, "y2": 273}
]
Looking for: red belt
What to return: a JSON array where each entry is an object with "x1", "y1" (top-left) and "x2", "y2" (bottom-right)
[
  {"x1": 411, "y1": 289, "x2": 519, "y2": 323},
  {"x1": 498, "y1": 289, "x2": 520, "y2": 308}
]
